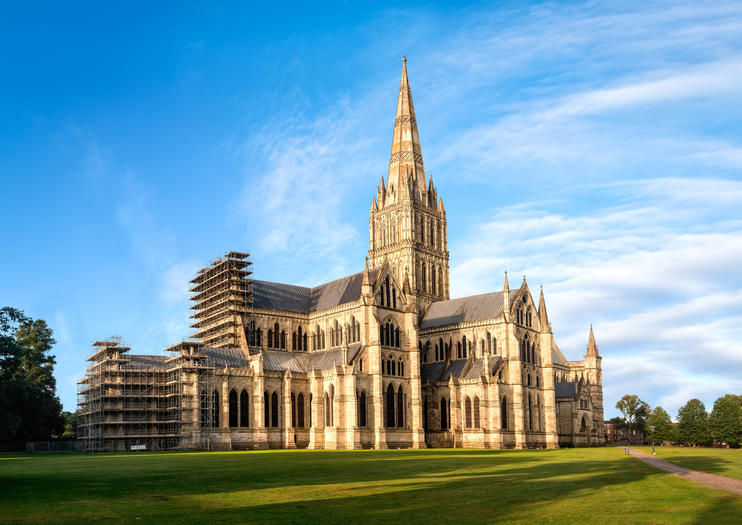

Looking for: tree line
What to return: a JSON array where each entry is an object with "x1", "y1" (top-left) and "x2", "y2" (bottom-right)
[
  {"x1": 0, "y1": 307, "x2": 73, "y2": 450},
  {"x1": 613, "y1": 393, "x2": 742, "y2": 447}
]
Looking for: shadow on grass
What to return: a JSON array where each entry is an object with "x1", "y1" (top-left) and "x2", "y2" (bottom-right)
[{"x1": 2, "y1": 449, "x2": 740, "y2": 524}]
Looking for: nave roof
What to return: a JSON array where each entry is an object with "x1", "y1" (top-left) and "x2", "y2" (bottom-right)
[{"x1": 252, "y1": 267, "x2": 381, "y2": 314}]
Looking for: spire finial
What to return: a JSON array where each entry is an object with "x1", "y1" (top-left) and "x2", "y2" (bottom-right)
[{"x1": 402, "y1": 55, "x2": 407, "y2": 64}]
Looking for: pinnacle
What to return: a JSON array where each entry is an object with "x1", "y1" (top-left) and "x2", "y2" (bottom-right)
[{"x1": 586, "y1": 324, "x2": 599, "y2": 357}]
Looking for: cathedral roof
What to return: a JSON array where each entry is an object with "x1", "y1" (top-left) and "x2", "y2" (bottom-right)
[
  {"x1": 122, "y1": 355, "x2": 168, "y2": 369},
  {"x1": 201, "y1": 347, "x2": 250, "y2": 368},
  {"x1": 421, "y1": 356, "x2": 502, "y2": 381},
  {"x1": 261, "y1": 343, "x2": 363, "y2": 373},
  {"x1": 555, "y1": 381, "x2": 577, "y2": 398},
  {"x1": 420, "y1": 289, "x2": 520, "y2": 329},
  {"x1": 252, "y1": 267, "x2": 381, "y2": 314}
]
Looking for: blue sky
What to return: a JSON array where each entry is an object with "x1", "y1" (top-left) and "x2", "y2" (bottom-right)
[{"x1": 2, "y1": 1, "x2": 741, "y2": 418}]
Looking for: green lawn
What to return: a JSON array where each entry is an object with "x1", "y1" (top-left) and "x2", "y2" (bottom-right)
[
  {"x1": 634, "y1": 445, "x2": 742, "y2": 481},
  {"x1": 1, "y1": 447, "x2": 741, "y2": 524}
]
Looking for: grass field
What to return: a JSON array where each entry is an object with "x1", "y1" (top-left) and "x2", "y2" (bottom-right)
[
  {"x1": 633, "y1": 445, "x2": 742, "y2": 481},
  {"x1": 1, "y1": 447, "x2": 741, "y2": 524}
]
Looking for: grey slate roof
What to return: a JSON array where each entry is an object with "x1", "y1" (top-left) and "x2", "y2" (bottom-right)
[
  {"x1": 552, "y1": 346, "x2": 566, "y2": 366},
  {"x1": 261, "y1": 343, "x2": 363, "y2": 373},
  {"x1": 123, "y1": 355, "x2": 168, "y2": 369},
  {"x1": 555, "y1": 381, "x2": 576, "y2": 398},
  {"x1": 252, "y1": 268, "x2": 381, "y2": 314},
  {"x1": 252, "y1": 281, "x2": 310, "y2": 312},
  {"x1": 420, "y1": 361, "x2": 446, "y2": 381},
  {"x1": 420, "y1": 290, "x2": 519, "y2": 329},
  {"x1": 262, "y1": 350, "x2": 309, "y2": 373},
  {"x1": 422, "y1": 356, "x2": 503, "y2": 382},
  {"x1": 441, "y1": 359, "x2": 468, "y2": 380},
  {"x1": 201, "y1": 347, "x2": 250, "y2": 368}
]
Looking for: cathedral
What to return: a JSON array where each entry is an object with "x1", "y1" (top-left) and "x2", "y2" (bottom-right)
[{"x1": 78, "y1": 59, "x2": 605, "y2": 451}]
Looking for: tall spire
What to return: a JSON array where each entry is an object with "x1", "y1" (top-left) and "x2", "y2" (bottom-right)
[
  {"x1": 586, "y1": 324, "x2": 599, "y2": 357},
  {"x1": 388, "y1": 56, "x2": 426, "y2": 200}
]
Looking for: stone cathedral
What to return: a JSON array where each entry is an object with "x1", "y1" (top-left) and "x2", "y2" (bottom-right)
[{"x1": 78, "y1": 59, "x2": 605, "y2": 452}]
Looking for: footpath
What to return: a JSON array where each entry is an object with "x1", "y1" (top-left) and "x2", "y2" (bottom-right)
[{"x1": 627, "y1": 448, "x2": 742, "y2": 497}]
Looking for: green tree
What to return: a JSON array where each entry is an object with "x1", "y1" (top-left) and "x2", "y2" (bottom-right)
[
  {"x1": 709, "y1": 394, "x2": 742, "y2": 447},
  {"x1": 677, "y1": 399, "x2": 711, "y2": 445},
  {"x1": 615, "y1": 394, "x2": 649, "y2": 443},
  {"x1": 0, "y1": 307, "x2": 63, "y2": 447},
  {"x1": 647, "y1": 406, "x2": 672, "y2": 442},
  {"x1": 59, "y1": 411, "x2": 78, "y2": 439}
]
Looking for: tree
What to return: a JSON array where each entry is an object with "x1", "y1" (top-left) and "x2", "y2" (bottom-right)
[
  {"x1": 647, "y1": 406, "x2": 672, "y2": 443},
  {"x1": 709, "y1": 394, "x2": 742, "y2": 447},
  {"x1": 677, "y1": 399, "x2": 711, "y2": 446},
  {"x1": 57, "y1": 411, "x2": 78, "y2": 440},
  {"x1": 615, "y1": 394, "x2": 649, "y2": 443},
  {"x1": 0, "y1": 307, "x2": 63, "y2": 447}
]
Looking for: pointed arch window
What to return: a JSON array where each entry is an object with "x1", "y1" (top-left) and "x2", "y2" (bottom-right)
[
  {"x1": 297, "y1": 393, "x2": 305, "y2": 427},
  {"x1": 465, "y1": 397, "x2": 472, "y2": 429},
  {"x1": 271, "y1": 392, "x2": 279, "y2": 428},
  {"x1": 501, "y1": 397, "x2": 509, "y2": 430},
  {"x1": 291, "y1": 393, "x2": 297, "y2": 428},
  {"x1": 386, "y1": 384, "x2": 395, "y2": 428},
  {"x1": 211, "y1": 390, "x2": 219, "y2": 428},
  {"x1": 397, "y1": 385, "x2": 404, "y2": 428},
  {"x1": 240, "y1": 390, "x2": 249, "y2": 427},
  {"x1": 264, "y1": 392, "x2": 270, "y2": 427},
  {"x1": 474, "y1": 396, "x2": 481, "y2": 428},
  {"x1": 359, "y1": 391, "x2": 367, "y2": 427},
  {"x1": 440, "y1": 397, "x2": 448, "y2": 430},
  {"x1": 229, "y1": 389, "x2": 238, "y2": 428}
]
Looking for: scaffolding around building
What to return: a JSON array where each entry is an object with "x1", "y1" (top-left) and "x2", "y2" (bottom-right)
[
  {"x1": 77, "y1": 251, "x2": 254, "y2": 453},
  {"x1": 189, "y1": 251, "x2": 253, "y2": 349}
]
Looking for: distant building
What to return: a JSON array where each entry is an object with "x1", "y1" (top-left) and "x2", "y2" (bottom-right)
[{"x1": 77, "y1": 59, "x2": 605, "y2": 452}]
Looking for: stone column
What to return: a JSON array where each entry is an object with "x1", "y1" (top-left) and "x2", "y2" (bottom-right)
[
  {"x1": 282, "y1": 370, "x2": 296, "y2": 449},
  {"x1": 253, "y1": 359, "x2": 268, "y2": 449},
  {"x1": 308, "y1": 371, "x2": 324, "y2": 449}
]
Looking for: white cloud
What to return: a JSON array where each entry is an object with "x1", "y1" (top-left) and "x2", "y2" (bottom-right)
[
  {"x1": 451, "y1": 176, "x2": 742, "y2": 416},
  {"x1": 159, "y1": 260, "x2": 200, "y2": 307}
]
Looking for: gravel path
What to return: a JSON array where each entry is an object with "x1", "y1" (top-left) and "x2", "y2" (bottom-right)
[{"x1": 627, "y1": 448, "x2": 742, "y2": 497}]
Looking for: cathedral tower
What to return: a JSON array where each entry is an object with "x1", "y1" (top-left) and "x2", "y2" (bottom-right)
[{"x1": 368, "y1": 57, "x2": 450, "y2": 314}]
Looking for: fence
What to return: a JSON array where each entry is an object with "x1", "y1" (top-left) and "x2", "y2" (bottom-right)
[{"x1": 26, "y1": 441, "x2": 82, "y2": 453}]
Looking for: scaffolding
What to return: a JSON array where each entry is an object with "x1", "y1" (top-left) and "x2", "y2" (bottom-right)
[
  {"x1": 189, "y1": 251, "x2": 253, "y2": 349},
  {"x1": 77, "y1": 251, "x2": 254, "y2": 452},
  {"x1": 77, "y1": 338, "x2": 226, "y2": 452},
  {"x1": 77, "y1": 338, "x2": 172, "y2": 452}
]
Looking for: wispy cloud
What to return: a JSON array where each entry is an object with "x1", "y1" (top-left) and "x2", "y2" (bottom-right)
[{"x1": 451, "y1": 176, "x2": 742, "y2": 417}]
